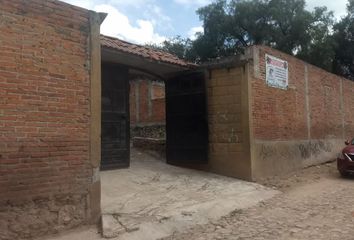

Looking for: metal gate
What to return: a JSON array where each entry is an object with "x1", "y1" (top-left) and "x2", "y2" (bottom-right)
[
  {"x1": 166, "y1": 71, "x2": 208, "y2": 165},
  {"x1": 101, "y1": 63, "x2": 130, "y2": 170}
]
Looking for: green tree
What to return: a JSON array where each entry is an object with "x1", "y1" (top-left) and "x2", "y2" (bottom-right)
[
  {"x1": 146, "y1": 36, "x2": 194, "y2": 61},
  {"x1": 332, "y1": 0, "x2": 354, "y2": 79},
  {"x1": 296, "y1": 7, "x2": 335, "y2": 72},
  {"x1": 149, "y1": 0, "x2": 353, "y2": 79},
  {"x1": 192, "y1": 0, "x2": 335, "y2": 67},
  {"x1": 193, "y1": 0, "x2": 237, "y2": 61}
]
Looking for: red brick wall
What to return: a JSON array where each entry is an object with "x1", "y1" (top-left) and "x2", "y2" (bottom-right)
[
  {"x1": 130, "y1": 77, "x2": 165, "y2": 126},
  {"x1": 250, "y1": 45, "x2": 352, "y2": 140},
  {"x1": 151, "y1": 98, "x2": 165, "y2": 123},
  {"x1": 343, "y1": 79, "x2": 354, "y2": 135},
  {"x1": 251, "y1": 48, "x2": 308, "y2": 140},
  {"x1": 130, "y1": 80, "x2": 137, "y2": 124},
  {"x1": 249, "y1": 45, "x2": 354, "y2": 178},
  {"x1": 0, "y1": 1, "x2": 93, "y2": 239},
  {"x1": 308, "y1": 67, "x2": 343, "y2": 139}
]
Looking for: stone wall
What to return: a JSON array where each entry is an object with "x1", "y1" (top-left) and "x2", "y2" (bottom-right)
[
  {"x1": 0, "y1": 1, "x2": 101, "y2": 239},
  {"x1": 132, "y1": 137, "x2": 166, "y2": 157},
  {"x1": 248, "y1": 46, "x2": 354, "y2": 179},
  {"x1": 131, "y1": 125, "x2": 165, "y2": 139}
]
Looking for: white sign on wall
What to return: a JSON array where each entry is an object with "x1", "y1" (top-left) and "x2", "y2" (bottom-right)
[{"x1": 265, "y1": 54, "x2": 288, "y2": 90}]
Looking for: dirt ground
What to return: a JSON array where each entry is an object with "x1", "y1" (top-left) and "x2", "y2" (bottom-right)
[
  {"x1": 98, "y1": 149, "x2": 278, "y2": 240},
  {"x1": 42, "y1": 160, "x2": 354, "y2": 240},
  {"x1": 257, "y1": 161, "x2": 341, "y2": 191},
  {"x1": 162, "y1": 161, "x2": 354, "y2": 240}
]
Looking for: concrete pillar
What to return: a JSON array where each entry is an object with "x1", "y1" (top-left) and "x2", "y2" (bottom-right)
[
  {"x1": 304, "y1": 65, "x2": 311, "y2": 140},
  {"x1": 340, "y1": 78, "x2": 345, "y2": 139},
  {"x1": 88, "y1": 10, "x2": 106, "y2": 224}
]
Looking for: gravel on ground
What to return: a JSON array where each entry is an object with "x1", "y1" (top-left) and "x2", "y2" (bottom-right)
[{"x1": 161, "y1": 162, "x2": 354, "y2": 240}]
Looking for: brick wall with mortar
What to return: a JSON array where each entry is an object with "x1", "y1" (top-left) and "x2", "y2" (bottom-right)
[
  {"x1": 204, "y1": 67, "x2": 252, "y2": 180},
  {"x1": 130, "y1": 77, "x2": 165, "y2": 139},
  {"x1": 248, "y1": 45, "x2": 354, "y2": 179},
  {"x1": 0, "y1": 1, "x2": 102, "y2": 239}
]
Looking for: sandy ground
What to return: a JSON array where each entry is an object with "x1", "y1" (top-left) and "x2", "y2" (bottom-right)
[
  {"x1": 42, "y1": 158, "x2": 354, "y2": 240},
  {"x1": 42, "y1": 149, "x2": 277, "y2": 240},
  {"x1": 100, "y1": 149, "x2": 277, "y2": 240},
  {"x1": 162, "y1": 162, "x2": 354, "y2": 240}
]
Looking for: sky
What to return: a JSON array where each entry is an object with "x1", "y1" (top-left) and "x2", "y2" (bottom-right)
[{"x1": 61, "y1": 0, "x2": 349, "y2": 45}]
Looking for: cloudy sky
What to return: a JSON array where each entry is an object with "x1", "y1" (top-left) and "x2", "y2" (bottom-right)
[{"x1": 62, "y1": 0, "x2": 349, "y2": 45}]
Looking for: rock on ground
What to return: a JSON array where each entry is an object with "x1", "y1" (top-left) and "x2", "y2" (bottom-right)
[{"x1": 41, "y1": 162, "x2": 354, "y2": 240}]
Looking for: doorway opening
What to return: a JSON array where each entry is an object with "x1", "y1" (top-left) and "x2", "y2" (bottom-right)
[
  {"x1": 100, "y1": 62, "x2": 208, "y2": 170},
  {"x1": 100, "y1": 35, "x2": 209, "y2": 170},
  {"x1": 101, "y1": 63, "x2": 130, "y2": 170}
]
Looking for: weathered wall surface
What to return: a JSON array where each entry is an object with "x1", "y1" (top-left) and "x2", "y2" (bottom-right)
[
  {"x1": 0, "y1": 1, "x2": 98, "y2": 239},
  {"x1": 249, "y1": 46, "x2": 353, "y2": 179},
  {"x1": 130, "y1": 77, "x2": 165, "y2": 138},
  {"x1": 205, "y1": 67, "x2": 252, "y2": 180},
  {"x1": 343, "y1": 78, "x2": 354, "y2": 135}
]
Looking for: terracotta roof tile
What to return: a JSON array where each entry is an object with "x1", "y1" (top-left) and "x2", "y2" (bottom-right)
[{"x1": 100, "y1": 35, "x2": 196, "y2": 68}]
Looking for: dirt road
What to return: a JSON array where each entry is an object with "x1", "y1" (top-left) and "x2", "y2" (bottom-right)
[
  {"x1": 162, "y1": 162, "x2": 354, "y2": 240},
  {"x1": 43, "y1": 162, "x2": 353, "y2": 240}
]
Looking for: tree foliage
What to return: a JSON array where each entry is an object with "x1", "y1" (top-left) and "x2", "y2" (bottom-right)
[
  {"x1": 193, "y1": 0, "x2": 336, "y2": 69},
  {"x1": 146, "y1": 36, "x2": 195, "y2": 61},
  {"x1": 152, "y1": 0, "x2": 353, "y2": 79},
  {"x1": 332, "y1": 0, "x2": 354, "y2": 79}
]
